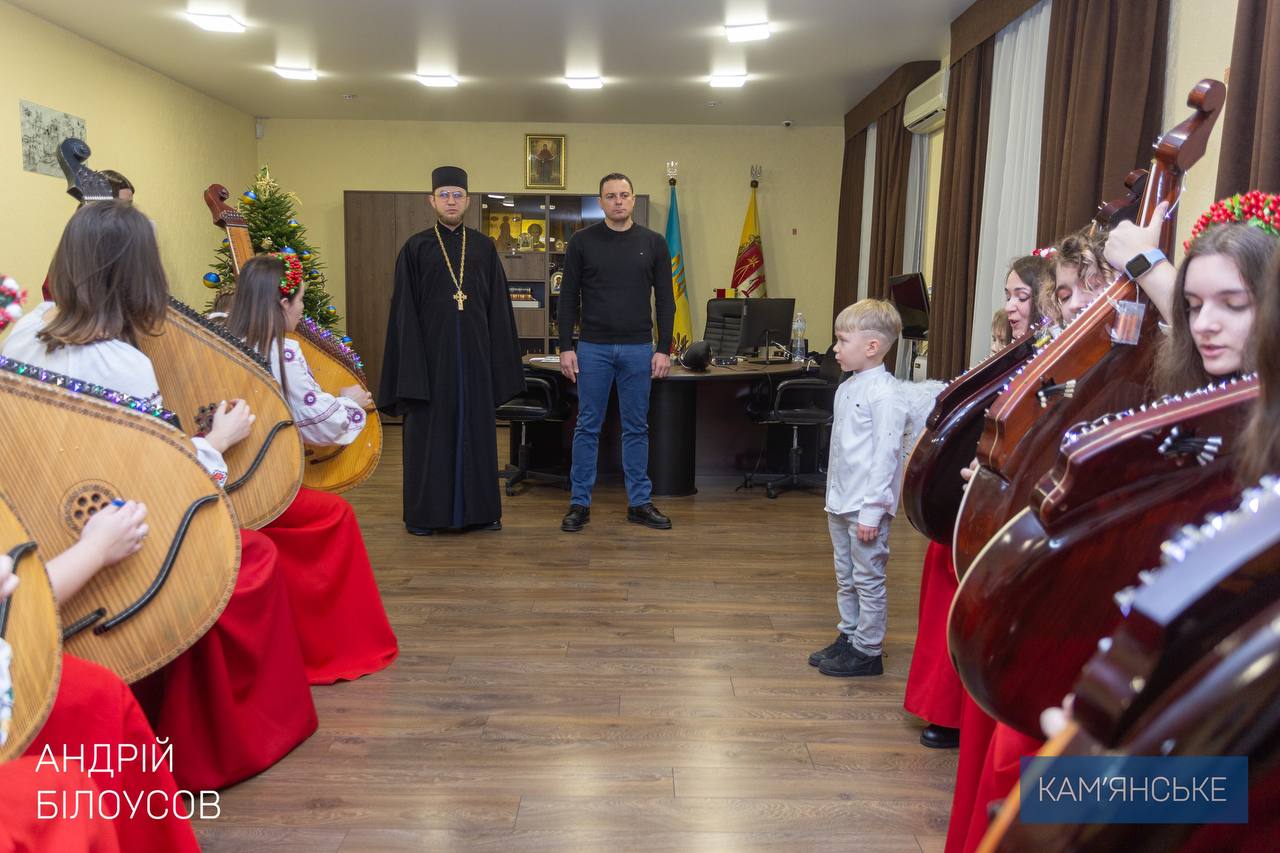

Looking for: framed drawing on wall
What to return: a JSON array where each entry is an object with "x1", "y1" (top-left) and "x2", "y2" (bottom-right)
[{"x1": 525, "y1": 134, "x2": 565, "y2": 190}]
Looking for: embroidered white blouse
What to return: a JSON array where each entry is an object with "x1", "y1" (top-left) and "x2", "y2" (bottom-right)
[
  {"x1": 267, "y1": 338, "x2": 367, "y2": 446},
  {"x1": 3, "y1": 302, "x2": 229, "y2": 485}
]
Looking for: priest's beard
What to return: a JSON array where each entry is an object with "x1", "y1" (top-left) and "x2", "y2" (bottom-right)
[{"x1": 436, "y1": 211, "x2": 465, "y2": 229}]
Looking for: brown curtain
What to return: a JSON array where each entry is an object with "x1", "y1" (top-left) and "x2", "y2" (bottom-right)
[
  {"x1": 1036, "y1": 0, "x2": 1170, "y2": 245},
  {"x1": 1215, "y1": 0, "x2": 1280, "y2": 197},
  {"x1": 832, "y1": 129, "x2": 868, "y2": 320},
  {"x1": 928, "y1": 42, "x2": 996, "y2": 380},
  {"x1": 867, "y1": 102, "x2": 914, "y2": 368},
  {"x1": 867, "y1": 102, "x2": 914, "y2": 302}
]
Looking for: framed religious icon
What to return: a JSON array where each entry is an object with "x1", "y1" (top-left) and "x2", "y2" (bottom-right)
[{"x1": 525, "y1": 134, "x2": 566, "y2": 189}]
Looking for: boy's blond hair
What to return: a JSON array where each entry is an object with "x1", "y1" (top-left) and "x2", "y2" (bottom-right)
[{"x1": 833, "y1": 298, "x2": 902, "y2": 344}]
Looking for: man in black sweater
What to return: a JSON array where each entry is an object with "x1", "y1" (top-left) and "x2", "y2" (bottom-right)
[{"x1": 558, "y1": 173, "x2": 676, "y2": 532}]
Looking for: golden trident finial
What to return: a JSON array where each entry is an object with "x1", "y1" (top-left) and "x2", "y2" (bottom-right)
[
  {"x1": 750, "y1": 164, "x2": 762, "y2": 181},
  {"x1": 666, "y1": 161, "x2": 679, "y2": 180}
]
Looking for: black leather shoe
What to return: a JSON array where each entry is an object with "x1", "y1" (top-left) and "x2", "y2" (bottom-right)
[
  {"x1": 472, "y1": 520, "x2": 502, "y2": 532},
  {"x1": 627, "y1": 503, "x2": 672, "y2": 529},
  {"x1": 818, "y1": 647, "x2": 884, "y2": 677},
  {"x1": 920, "y1": 724, "x2": 961, "y2": 749},
  {"x1": 808, "y1": 634, "x2": 851, "y2": 667},
  {"x1": 561, "y1": 504, "x2": 590, "y2": 532},
  {"x1": 406, "y1": 525, "x2": 434, "y2": 536}
]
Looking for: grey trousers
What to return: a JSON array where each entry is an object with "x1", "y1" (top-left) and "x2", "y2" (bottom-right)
[{"x1": 827, "y1": 512, "x2": 891, "y2": 656}]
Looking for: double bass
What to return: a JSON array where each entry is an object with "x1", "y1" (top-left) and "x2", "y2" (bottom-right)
[
  {"x1": 0, "y1": 359, "x2": 240, "y2": 682},
  {"x1": 57, "y1": 139, "x2": 304, "y2": 527},
  {"x1": 950, "y1": 374, "x2": 1258, "y2": 735},
  {"x1": 0, "y1": 495, "x2": 59, "y2": 763},
  {"x1": 204, "y1": 184, "x2": 383, "y2": 494},
  {"x1": 978, "y1": 477, "x2": 1280, "y2": 851},
  {"x1": 902, "y1": 169, "x2": 1147, "y2": 544},
  {"x1": 952, "y1": 79, "x2": 1227, "y2": 575}
]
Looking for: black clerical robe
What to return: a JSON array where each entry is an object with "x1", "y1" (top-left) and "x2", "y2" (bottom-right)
[{"x1": 378, "y1": 223, "x2": 524, "y2": 530}]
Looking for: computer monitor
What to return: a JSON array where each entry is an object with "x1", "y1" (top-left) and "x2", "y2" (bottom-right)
[
  {"x1": 737, "y1": 297, "x2": 796, "y2": 363},
  {"x1": 889, "y1": 272, "x2": 930, "y2": 340}
]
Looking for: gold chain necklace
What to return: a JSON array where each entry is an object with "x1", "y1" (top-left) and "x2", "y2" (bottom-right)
[{"x1": 434, "y1": 223, "x2": 467, "y2": 311}]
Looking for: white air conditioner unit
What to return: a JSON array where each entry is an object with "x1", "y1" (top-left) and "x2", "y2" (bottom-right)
[{"x1": 904, "y1": 69, "x2": 947, "y2": 134}]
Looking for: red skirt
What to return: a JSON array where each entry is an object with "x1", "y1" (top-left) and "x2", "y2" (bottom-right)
[
  {"x1": 132, "y1": 528, "x2": 318, "y2": 791},
  {"x1": 0, "y1": 757, "x2": 120, "y2": 853},
  {"x1": 904, "y1": 540, "x2": 964, "y2": 728},
  {"x1": 944, "y1": 694, "x2": 998, "y2": 853},
  {"x1": 22, "y1": 654, "x2": 197, "y2": 853},
  {"x1": 955, "y1": 720, "x2": 1044, "y2": 852},
  {"x1": 260, "y1": 487, "x2": 398, "y2": 684}
]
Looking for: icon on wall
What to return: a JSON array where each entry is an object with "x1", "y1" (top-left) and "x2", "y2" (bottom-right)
[{"x1": 525, "y1": 134, "x2": 566, "y2": 190}]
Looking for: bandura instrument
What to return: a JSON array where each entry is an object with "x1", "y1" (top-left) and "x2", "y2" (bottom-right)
[
  {"x1": 950, "y1": 375, "x2": 1257, "y2": 736},
  {"x1": 0, "y1": 493, "x2": 60, "y2": 763},
  {"x1": 902, "y1": 170, "x2": 1148, "y2": 545},
  {"x1": 57, "y1": 140, "x2": 303, "y2": 527},
  {"x1": 0, "y1": 358, "x2": 240, "y2": 682},
  {"x1": 978, "y1": 478, "x2": 1280, "y2": 851},
  {"x1": 205, "y1": 183, "x2": 382, "y2": 493},
  {"x1": 953, "y1": 80, "x2": 1227, "y2": 575}
]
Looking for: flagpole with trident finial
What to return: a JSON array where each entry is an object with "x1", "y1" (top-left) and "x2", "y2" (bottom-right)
[
  {"x1": 750, "y1": 164, "x2": 762, "y2": 188},
  {"x1": 667, "y1": 160, "x2": 678, "y2": 187}
]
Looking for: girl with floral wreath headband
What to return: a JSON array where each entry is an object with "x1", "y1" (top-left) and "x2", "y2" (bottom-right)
[
  {"x1": 222, "y1": 254, "x2": 398, "y2": 686},
  {"x1": 1104, "y1": 191, "x2": 1280, "y2": 395}
]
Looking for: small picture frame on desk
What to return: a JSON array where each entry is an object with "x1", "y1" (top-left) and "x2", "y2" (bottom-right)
[{"x1": 525, "y1": 134, "x2": 566, "y2": 189}]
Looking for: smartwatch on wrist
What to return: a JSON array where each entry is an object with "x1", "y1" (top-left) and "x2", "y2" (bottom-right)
[{"x1": 1124, "y1": 248, "x2": 1167, "y2": 281}]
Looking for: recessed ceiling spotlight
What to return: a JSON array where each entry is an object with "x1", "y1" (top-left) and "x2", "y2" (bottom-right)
[
  {"x1": 186, "y1": 12, "x2": 246, "y2": 32},
  {"x1": 342, "y1": 94, "x2": 358, "y2": 100},
  {"x1": 274, "y1": 66, "x2": 318, "y2": 80},
  {"x1": 725, "y1": 22, "x2": 770, "y2": 42},
  {"x1": 564, "y1": 76, "x2": 604, "y2": 89},
  {"x1": 416, "y1": 74, "x2": 459, "y2": 88},
  {"x1": 709, "y1": 74, "x2": 748, "y2": 88},
  {"x1": 706, "y1": 101, "x2": 720, "y2": 108}
]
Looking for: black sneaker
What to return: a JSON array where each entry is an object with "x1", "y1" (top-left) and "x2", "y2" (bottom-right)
[
  {"x1": 561, "y1": 504, "x2": 590, "y2": 532},
  {"x1": 818, "y1": 646, "x2": 884, "y2": 677},
  {"x1": 808, "y1": 634, "x2": 851, "y2": 667},
  {"x1": 627, "y1": 503, "x2": 672, "y2": 529},
  {"x1": 406, "y1": 525, "x2": 434, "y2": 536}
]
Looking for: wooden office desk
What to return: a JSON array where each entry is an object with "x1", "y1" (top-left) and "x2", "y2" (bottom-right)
[{"x1": 523, "y1": 355, "x2": 806, "y2": 496}]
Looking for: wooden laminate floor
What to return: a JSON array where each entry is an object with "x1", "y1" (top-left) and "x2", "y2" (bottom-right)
[{"x1": 196, "y1": 425, "x2": 954, "y2": 853}]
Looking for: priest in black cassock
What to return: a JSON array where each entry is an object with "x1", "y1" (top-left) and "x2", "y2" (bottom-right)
[{"x1": 378, "y1": 165, "x2": 525, "y2": 535}]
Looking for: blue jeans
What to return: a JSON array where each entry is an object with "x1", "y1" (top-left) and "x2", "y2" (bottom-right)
[{"x1": 570, "y1": 341, "x2": 653, "y2": 507}]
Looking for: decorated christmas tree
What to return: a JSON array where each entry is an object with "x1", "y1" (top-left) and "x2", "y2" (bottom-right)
[{"x1": 203, "y1": 166, "x2": 342, "y2": 332}]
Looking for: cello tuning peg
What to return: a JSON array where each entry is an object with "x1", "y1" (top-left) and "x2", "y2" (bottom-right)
[{"x1": 1113, "y1": 586, "x2": 1137, "y2": 615}]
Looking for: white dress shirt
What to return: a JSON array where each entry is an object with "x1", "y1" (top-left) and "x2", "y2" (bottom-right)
[
  {"x1": 824, "y1": 363, "x2": 909, "y2": 526},
  {"x1": 268, "y1": 338, "x2": 367, "y2": 446},
  {"x1": 4, "y1": 302, "x2": 229, "y2": 484}
]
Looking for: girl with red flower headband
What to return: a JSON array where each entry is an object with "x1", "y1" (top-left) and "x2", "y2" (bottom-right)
[
  {"x1": 1104, "y1": 193, "x2": 1280, "y2": 393},
  {"x1": 223, "y1": 255, "x2": 397, "y2": 685}
]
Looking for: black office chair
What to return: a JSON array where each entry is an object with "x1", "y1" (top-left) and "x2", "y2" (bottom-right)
[
  {"x1": 496, "y1": 368, "x2": 569, "y2": 496},
  {"x1": 703, "y1": 298, "x2": 745, "y2": 357},
  {"x1": 743, "y1": 347, "x2": 842, "y2": 498}
]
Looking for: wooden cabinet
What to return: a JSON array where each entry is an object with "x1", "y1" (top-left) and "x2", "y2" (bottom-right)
[{"x1": 343, "y1": 191, "x2": 649, "y2": 387}]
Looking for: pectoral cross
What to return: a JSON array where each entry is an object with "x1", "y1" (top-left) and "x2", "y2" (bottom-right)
[{"x1": 453, "y1": 290, "x2": 467, "y2": 311}]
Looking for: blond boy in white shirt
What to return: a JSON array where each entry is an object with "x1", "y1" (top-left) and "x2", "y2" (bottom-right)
[{"x1": 808, "y1": 299, "x2": 907, "y2": 677}]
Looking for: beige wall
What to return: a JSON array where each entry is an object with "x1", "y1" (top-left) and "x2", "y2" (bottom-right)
[
  {"x1": 1163, "y1": 0, "x2": 1237, "y2": 259},
  {"x1": 256, "y1": 119, "x2": 843, "y2": 342},
  {"x1": 0, "y1": 1, "x2": 257, "y2": 317}
]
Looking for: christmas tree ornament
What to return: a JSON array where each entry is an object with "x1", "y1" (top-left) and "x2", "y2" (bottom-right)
[
  {"x1": 240, "y1": 189, "x2": 258, "y2": 204},
  {"x1": 0, "y1": 275, "x2": 26, "y2": 332},
  {"x1": 288, "y1": 218, "x2": 300, "y2": 228},
  {"x1": 203, "y1": 272, "x2": 222, "y2": 289}
]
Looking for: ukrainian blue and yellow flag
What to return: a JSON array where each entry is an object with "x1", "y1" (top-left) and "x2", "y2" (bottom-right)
[{"x1": 665, "y1": 182, "x2": 694, "y2": 354}]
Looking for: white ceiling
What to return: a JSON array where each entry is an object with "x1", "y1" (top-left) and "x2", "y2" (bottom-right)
[{"x1": 14, "y1": 0, "x2": 972, "y2": 126}]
